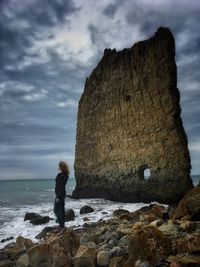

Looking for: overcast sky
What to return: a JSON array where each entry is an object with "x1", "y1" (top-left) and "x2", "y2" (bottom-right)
[{"x1": 0, "y1": 0, "x2": 200, "y2": 180}]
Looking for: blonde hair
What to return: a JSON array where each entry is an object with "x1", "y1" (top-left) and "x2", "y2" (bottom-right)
[{"x1": 59, "y1": 161, "x2": 70, "y2": 175}]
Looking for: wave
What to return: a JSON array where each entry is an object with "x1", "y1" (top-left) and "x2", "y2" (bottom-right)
[{"x1": 0, "y1": 198, "x2": 151, "y2": 249}]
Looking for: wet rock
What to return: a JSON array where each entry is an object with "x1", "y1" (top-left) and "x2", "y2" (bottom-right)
[
  {"x1": 30, "y1": 215, "x2": 50, "y2": 225},
  {"x1": 1, "y1": 237, "x2": 13, "y2": 243},
  {"x1": 24, "y1": 212, "x2": 40, "y2": 221},
  {"x1": 65, "y1": 208, "x2": 75, "y2": 221},
  {"x1": 173, "y1": 185, "x2": 200, "y2": 220},
  {"x1": 97, "y1": 250, "x2": 112, "y2": 266},
  {"x1": 113, "y1": 209, "x2": 129, "y2": 217},
  {"x1": 35, "y1": 226, "x2": 56, "y2": 239},
  {"x1": 80, "y1": 205, "x2": 94, "y2": 214},
  {"x1": 83, "y1": 217, "x2": 90, "y2": 221},
  {"x1": 24, "y1": 212, "x2": 51, "y2": 225}
]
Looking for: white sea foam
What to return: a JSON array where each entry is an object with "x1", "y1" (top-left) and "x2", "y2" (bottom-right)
[{"x1": 0, "y1": 197, "x2": 153, "y2": 249}]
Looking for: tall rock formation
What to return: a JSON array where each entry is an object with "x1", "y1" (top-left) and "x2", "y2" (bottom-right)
[{"x1": 72, "y1": 27, "x2": 193, "y2": 204}]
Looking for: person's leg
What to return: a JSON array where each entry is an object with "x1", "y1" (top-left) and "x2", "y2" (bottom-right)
[
  {"x1": 54, "y1": 198, "x2": 59, "y2": 222},
  {"x1": 57, "y1": 198, "x2": 66, "y2": 235},
  {"x1": 59, "y1": 198, "x2": 65, "y2": 228},
  {"x1": 53, "y1": 199, "x2": 61, "y2": 232},
  {"x1": 54, "y1": 198, "x2": 65, "y2": 228}
]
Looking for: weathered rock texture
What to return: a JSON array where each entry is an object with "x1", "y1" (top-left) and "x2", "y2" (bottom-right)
[
  {"x1": 73, "y1": 27, "x2": 193, "y2": 204},
  {"x1": 173, "y1": 183, "x2": 200, "y2": 220}
]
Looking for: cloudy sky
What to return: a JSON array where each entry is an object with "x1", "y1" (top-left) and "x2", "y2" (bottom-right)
[{"x1": 0, "y1": 0, "x2": 199, "y2": 180}]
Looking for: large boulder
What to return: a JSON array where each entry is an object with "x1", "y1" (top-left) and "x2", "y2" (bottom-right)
[
  {"x1": 175, "y1": 232, "x2": 200, "y2": 254},
  {"x1": 73, "y1": 243, "x2": 96, "y2": 267},
  {"x1": 127, "y1": 225, "x2": 172, "y2": 266},
  {"x1": 173, "y1": 184, "x2": 200, "y2": 220},
  {"x1": 65, "y1": 209, "x2": 75, "y2": 221},
  {"x1": 35, "y1": 226, "x2": 56, "y2": 239},
  {"x1": 113, "y1": 209, "x2": 129, "y2": 217},
  {"x1": 27, "y1": 229, "x2": 79, "y2": 267},
  {"x1": 30, "y1": 216, "x2": 50, "y2": 225},
  {"x1": 80, "y1": 205, "x2": 94, "y2": 214},
  {"x1": 97, "y1": 250, "x2": 112, "y2": 266},
  {"x1": 72, "y1": 27, "x2": 193, "y2": 204},
  {"x1": 4, "y1": 236, "x2": 34, "y2": 260},
  {"x1": 159, "y1": 220, "x2": 179, "y2": 236},
  {"x1": 24, "y1": 213, "x2": 40, "y2": 221},
  {"x1": 24, "y1": 212, "x2": 51, "y2": 225}
]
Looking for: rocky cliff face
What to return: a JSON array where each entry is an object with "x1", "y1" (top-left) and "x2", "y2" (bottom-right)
[{"x1": 72, "y1": 27, "x2": 193, "y2": 204}]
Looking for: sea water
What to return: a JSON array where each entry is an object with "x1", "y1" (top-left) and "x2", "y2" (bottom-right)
[{"x1": 0, "y1": 176, "x2": 199, "y2": 248}]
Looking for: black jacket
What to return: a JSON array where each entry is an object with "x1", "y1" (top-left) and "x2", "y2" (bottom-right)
[{"x1": 55, "y1": 172, "x2": 68, "y2": 198}]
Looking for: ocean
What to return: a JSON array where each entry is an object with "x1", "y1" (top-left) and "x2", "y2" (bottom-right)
[{"x1": 0, "y1": 176, "x2": 199, "y2": 248}]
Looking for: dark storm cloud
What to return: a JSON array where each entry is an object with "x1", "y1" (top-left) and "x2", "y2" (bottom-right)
[
  {"x1": 88, "y1": 24, "x2": 112, "y2": 50},
  {"x1": 0, "y1": 0, "x2": 81, "y2": 179},
  {"x1": 125, "y1": 1, "x2": 199, "y2": 36},
  {"x1": 0, "y1": 0, "x2": 78, "y2": 69},
  {"x1": 103, "y1": 3, "x2": 119, "y2": 17}
]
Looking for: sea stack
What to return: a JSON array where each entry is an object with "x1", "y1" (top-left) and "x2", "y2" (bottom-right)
[{"x1": 72, "y1": 27, "x2": 193, "y2": 204}]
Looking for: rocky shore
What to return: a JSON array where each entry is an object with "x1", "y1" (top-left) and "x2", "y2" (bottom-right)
[{"x1": 0, "y1": 185, "x2": 199, "y2": 267}]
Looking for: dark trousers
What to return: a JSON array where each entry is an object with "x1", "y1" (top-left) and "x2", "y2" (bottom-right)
[{"x1": 54, "y1": 197, "x2": 65, "y2": 228}]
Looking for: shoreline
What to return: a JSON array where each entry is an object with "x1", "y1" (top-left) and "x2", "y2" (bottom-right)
[{"x1": 0, "y1": 184, "x2": 200, "y2": 267}]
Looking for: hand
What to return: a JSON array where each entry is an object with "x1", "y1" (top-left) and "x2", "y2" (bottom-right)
[{"x1": 55, "y1": 197, "x2": 60, "y2": 203}]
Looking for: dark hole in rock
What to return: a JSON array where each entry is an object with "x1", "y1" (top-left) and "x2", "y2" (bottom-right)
[
  {"x1": 138, "y1": 165, "x2": 151, "y2": 180},
  {"x1": 124, "y1": 95, "x2": 131, "y2": 102}
]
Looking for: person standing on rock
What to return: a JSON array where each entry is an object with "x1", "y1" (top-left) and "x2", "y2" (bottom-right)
[{"x1": 53, "y1": 161, "x2": 69, "y2": 235}]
